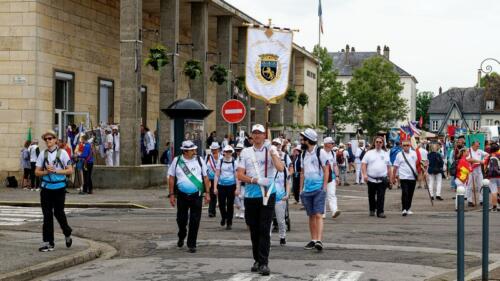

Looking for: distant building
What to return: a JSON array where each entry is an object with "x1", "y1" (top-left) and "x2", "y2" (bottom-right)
[{"x1": 330, "y1": 45, "x2": 417, "y2": 142}]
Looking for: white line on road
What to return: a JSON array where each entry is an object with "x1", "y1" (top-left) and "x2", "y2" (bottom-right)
[
  {"x1": 313, "y1": 270, "x2": 363, "y2": 281},
  {"x1": 222, "y1": 273, "x2": 273, "y2": 281}
]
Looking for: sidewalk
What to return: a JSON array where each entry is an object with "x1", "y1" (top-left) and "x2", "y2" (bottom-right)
[{"x1": 0, "y1": 231, "x2": 113, "y2": 281}]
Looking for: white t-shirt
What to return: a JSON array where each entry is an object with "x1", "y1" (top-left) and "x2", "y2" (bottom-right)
[
  {"x1": 393, "y1": 150, "x2": 418, "y2": 180},
  {"x1": 355, "y1": 147, "x2": 364, "y2": 164},
  {"x1": 418, "y1": 147, "x2": 428, "y2": 162},
  {"x1": 361, "y1": 149, "x2": 390, "y2": 182},
  {"x1": 467, "y1": 148, "x2": 488, "y2": 171},
  {"x1": 238, "y1": 145, "x2": 278, "y2": 198},
  {"x1": 168, "y1": 156, "x2": 208, "y2": 194},
  {"x1": 301, "y1": 146, "x2": 329, "y2": 192},
  {"x1": 29, "y1": 144, "x2": 39, "y2": 162},
  {"x1": 35, "y1": 148, "x2": 72, "y2": 189},
  {"x1": 217, "y1": 158, "x2": 237, "y2": 186}
]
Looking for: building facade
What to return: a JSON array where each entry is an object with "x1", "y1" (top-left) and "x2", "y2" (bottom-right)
[
  {"x1": 330, "y1": 45, "x2": 417, "y2": 142},
  {"x1": 0, "y1": 0, "x2": 318, "y2": 176}
]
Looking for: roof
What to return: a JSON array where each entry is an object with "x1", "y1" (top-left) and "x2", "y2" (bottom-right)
[
  {"x1": 329, "y1": 51, "x2": 417, "y2": 82},
  {"x1": 428, "y1": 87, "x2": 484, "y2": 114}
]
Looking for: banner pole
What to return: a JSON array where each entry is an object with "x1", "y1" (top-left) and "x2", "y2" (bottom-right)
[{"x1": 265, "y1": 102, "x2": 270, "y2": 139}]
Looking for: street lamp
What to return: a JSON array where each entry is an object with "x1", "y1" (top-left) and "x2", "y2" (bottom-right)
[{"x1": 478, "y1": 58, "x2": 500, "y2": 86}]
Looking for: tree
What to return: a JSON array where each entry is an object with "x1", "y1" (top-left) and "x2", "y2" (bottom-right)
[
  {"x1": 312, "y1": 45, "x2": 345, "y2": 129},
  {"x1": 479, "y1": 72, "x2": 499, "y2": 88},
  {"x1": 416, "y1": 90, "x2": 434, "y2": 130},
  {"x1": 345, "y1": 56, "x2": 408, "y2": 138}
]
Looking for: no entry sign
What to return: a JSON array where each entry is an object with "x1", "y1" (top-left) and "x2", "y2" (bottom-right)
[{"x1": 221, "y1": 99, "x2": 246, "y2": 124}]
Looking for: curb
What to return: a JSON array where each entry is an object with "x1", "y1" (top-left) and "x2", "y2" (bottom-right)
[
  {"x1": 0, "y1": 235, "x2": 116, "y2": 281},
  {"x1": 0, "y1": 201, "x2": 148, "y2": 209}
]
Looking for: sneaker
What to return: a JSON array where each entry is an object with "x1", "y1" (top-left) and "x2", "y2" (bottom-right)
[
  {"x1": 258, "y1": 264, "x2": 270, "y2": 276},
  {"x1": 407, "y1": 210, "x2": 414, "y2": 215},
  {"x1": 208, "y1": 213, "x2": 216, "y2": 218},
  {"x1": 188, "y1": 247, "x2": 196, "y2": 253},
  {"x1": 436, "y1": 196, "x2": 444, "y2": 201},
  {"x1": 65, "y1": 235, "x2": 72, "y2": 248},
  {"x1": 322, "y1": 214, "x2": 326, "y2": 219},
  {"x1": 280, "y1": 238, "x2": 286, "y2": 246},
  {"x1": 177, "y1": 238, "x2": 184, "y2": 248},
  {"x1": 369, "y1": 211, "x2": 375, "y2": 217},
  {"x1": 344, "y1": 183, "x2": 350, "y2": 186},
  {"x1": 220, "y1": 218, "x2": 226, "y2": 226},
  {"x1": 226, "y1": 224, "x2": 232, "y2": 230},
  {"x1": 417, "y1": 185, "x2": 422, "y2": 189},
  {"x1": 39, "y1": 242, "x2": 54, "y2": 252},
  {"x1": 377, "y1": 213, "x2": 386, "y2": 218},
  {"x1": 402, "y1": 210, "x2": 407, "y2": 216},
  {"x1": 332, "y1": 210, "x2": 341, "y2": 219},
  {"x1": 431, "y1": 196, "x2": 435, "y2": 201},
  {"x1": 251, "y1": 262, "x2": 260, "y2": 272},
  {"x1": 314, "y1": 241, "x2": 324, "y2": 251},
  {"x1": 304, "y1": 241, "x2": 316, "y2": 250}
]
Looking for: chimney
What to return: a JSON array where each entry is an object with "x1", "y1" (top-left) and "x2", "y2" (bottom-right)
[
  {"x1": 344, "y1": 44, "x2": 350, "y2": 65},
  {"x1": 439, "y1": 87, "x2": 442, "y2": 95},
  {"x1": 383, "y1": 45, "x2": 390, "y2": 60},
  {"x1": 377, "y1": 45, "x2": 381, "y2": 55},
  {"x1": 351, "y1": 46, "x2": 355, "y2": 52}
]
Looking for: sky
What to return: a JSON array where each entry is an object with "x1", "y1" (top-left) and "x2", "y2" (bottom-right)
[{"x1": 225, "y1": 0, "x2": 500, "y2": 94}]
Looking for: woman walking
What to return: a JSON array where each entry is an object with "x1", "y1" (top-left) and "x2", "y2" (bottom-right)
[
  {"x1": 392, "y1": 140, "x2": 418, "y2": 216},
  {"x1": 428, "y1": 143, "x2": 444, "y2": 201},
  {"x1": 214, "y1": 145, "x2": 238, "y2": 230}
]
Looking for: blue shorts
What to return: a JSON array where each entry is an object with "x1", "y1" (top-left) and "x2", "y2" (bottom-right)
[{"x1": 300, "y1": 189, "x2": 326, "y2": 216}]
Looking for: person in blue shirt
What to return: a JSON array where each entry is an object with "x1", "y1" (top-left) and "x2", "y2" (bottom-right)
[
  {"x1": 79, "y1": 134, "x2": 94, "y2": 195},
  {"x1": 214, "y1": 145, "x2": 238, "y2": 230},
  {"x1": 205, "y1": 142, "x2": 222, "y2": 217},
  {"x1": 35, "y1": 130, "x2": 74, "y2": 252}
]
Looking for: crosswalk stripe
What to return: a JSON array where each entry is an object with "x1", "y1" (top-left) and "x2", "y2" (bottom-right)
[
  {"x1": 313, "y1": 270, "x2": 363, "y2": 281},
  {"x1": 221, "y1": 273, "x2": 273, "y2": 281},
  {"x1": 0, "y1": 206, "x2": 82, "y2": 226}
]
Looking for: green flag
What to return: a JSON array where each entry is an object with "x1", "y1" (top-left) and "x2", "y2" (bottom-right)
[{"x1": 27, "y1": 127, "x2": 32, "y2": 142}]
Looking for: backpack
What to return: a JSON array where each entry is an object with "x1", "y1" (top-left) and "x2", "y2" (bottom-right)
[
  {"x1": 219, "y1": 158, "x2": 236, "y2": 173},
  {"x1": 486, "y1": 156, "x2": 500, "y2": 178},
  {"x1": 336, "y1": 149, "x2": 345, "y2": 165},
  {"x1": 5, "y1": 176, "x2": 18, "y2": 188},
  {"x1": 43, "y1": 149, "x2": 64, "y2": 169}
]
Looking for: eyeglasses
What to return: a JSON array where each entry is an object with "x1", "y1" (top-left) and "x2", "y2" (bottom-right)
[
  {"x1": 375, "y1": 141, "x2": 383, "y2": 144},
  {"x1": 44, "y1": 137, "x2": 55, "y2": 141},
  {"x1": 402, "y1": 144, "x2": 410, "y2": 147}
]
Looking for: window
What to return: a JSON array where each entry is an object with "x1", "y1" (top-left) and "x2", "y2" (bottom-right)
[
  {"x1": 472, "y1": 120, "x2": 479, "y2": 131},
  {"x1": 141, "y1": 86, "x2": 147, "y2": 126},
  {"x1": 486, "y1": 119, "x2": 494, "y2": 126},
  {"x1": 306, "y1": 70, "x2": 316, "y2": 79},
  {"x1": 431, "y1": 120, "x2": 439, "y2": 132},
  {"x1": 486, "y1": 100, "x2": 495, "y2": 111},
  {"x1": 54, "y1": 70, "x2": 74, "y2": 137},
  {"x1": 98, "y1": 78, "x2": 114, "y2": 125},
  {"x1": 450, "y1": 119, "x2": 459, "y2": 126}
]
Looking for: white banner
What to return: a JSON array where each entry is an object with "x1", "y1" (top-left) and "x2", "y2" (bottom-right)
[{"x1": 245, "y1": 27, "x2": 293, "y2": 104}]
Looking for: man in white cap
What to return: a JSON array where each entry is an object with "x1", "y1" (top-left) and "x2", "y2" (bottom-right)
[
  {"x1": 237, "y1": 124, "x2": 284, "y2": 276},
  {"x1": 104, "y1": 128, "x2": 114, "y2": 166},
  {"x1": 322, "y1": 137, "x2": 341, "y2": 219},
  {"x1": 299, "y1": 128, "x2": 329, "y2": 252},
  {"x1": 35, "y1": 130, "x2": 74, "y2": 252},
  {"x1": 206, "y1": 142, "x2": 222, "y2": 217},
  {"x1": 168, "y1": 140, "x2": 211, "y2": 253}
]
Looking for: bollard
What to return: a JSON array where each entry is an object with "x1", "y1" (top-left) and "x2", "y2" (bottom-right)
[
  {"x1": 481, "y1": 179, "x2": 490, "y2": 281},
  {"x1": 457, "y1": 184, "x2": 465, "y2": 281}
]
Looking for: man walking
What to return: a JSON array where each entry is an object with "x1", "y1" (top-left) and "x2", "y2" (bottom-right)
[
  {"x1": 237, "y1": 124, "x2": 284, "y2": 276},
  {"x1": 35, "y1": 130, "x2": 73, "y2": 252},
  {"x1": 355, "y1": 141, "x2": 365, "y2": 184},
  {"x1": 300, "y1": 129, "x2": 329, "y2": 251},
  {"x1": 168, "y1": 140, "x2": 211, "y2": 253},
  {"x1": 392, "y1": 140, "x2": 418, "y2": 216},
  {"x1": 467, "y1": 140, "x2": 488, "y2": 206},
  {"x1": 104, "y1": 128, "x2": 113, "y2": 166},
  {"x1": 361, "y1": 136, "x2": 391, "y2": 218}
]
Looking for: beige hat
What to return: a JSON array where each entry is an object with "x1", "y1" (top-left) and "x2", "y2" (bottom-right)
[
  {"x1": 272, "y1": 138, "x2": 282, "y2": 145},
  {"x1": 41, "y1": 130, "x2": 57, "y2": 140}
]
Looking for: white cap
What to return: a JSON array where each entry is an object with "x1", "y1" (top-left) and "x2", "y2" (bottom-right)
[
  {"x1": 251, "y1": 124, "x2": 266, "y2": 133},
  {"x1": 235, "y1": 143, "x2": 244, "y2": 150},
  {"x1": 293, "y1": 145, "x2": 302, "y2": 151},
  {"x1": 333, "y1": 147, "x2": 338, "y2": 151},
  {"x1": 209, "y1": 142, "x2": 220, "y2": 150},
  {"x1": 222, "y1": 145, "x2": 234, "y2": 153},
  {"x1": 272, "y1": 138, "x2": 282, "y2": 145},
  {"x1": 323, "y1": 137, "x2": 335, "y2": 144},
  {"x1": 300, "y1": 128, "x2": 318, "y2": 142},
  {"x1": 181, "y1": 140, "x2": 198, "y2": 150}
]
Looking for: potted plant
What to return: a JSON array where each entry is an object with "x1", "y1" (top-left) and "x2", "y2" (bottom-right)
[
  {"x1": 285, "y1": 89, "x2": 297, "y2": 103},
  {"x1": 144, "y1": 44, "x2": 169, "y2": 71},
  {"x1": 183, "y1": 59, "x2": 203, "y2": 80},
  {"x1": 209, "y1": 64, "x2": 228, "y2": 85},
  {"x1": 297, "y1": 92, "x2": 309, "y2": 107}
]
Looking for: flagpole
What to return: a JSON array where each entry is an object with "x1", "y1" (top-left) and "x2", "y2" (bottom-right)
[{"x1": 316, "y1": 0, "x2": 321, "y2": 127}]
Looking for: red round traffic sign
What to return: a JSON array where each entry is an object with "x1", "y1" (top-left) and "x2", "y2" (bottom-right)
[{"x1": 221, "y1": 99, "x2": 246, "y2": 124}]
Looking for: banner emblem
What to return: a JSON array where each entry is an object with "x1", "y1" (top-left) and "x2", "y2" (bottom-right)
[{"x1": 258, "y1": 54, "x2": 280, "y2": 83}]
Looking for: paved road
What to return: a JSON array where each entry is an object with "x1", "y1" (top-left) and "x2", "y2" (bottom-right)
[{"x1": 0, "y1": 206, "x2": 84, "y2": 226}]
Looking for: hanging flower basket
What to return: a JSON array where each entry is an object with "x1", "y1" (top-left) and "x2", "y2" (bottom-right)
[
  {"x1": 285, "y1": 89, "x2": 297, "y2": 103},
  {"x1": 297, "y1": 92, "x2": 309, "y2": 107},
  {"x1": 235, "y1": 76, "x2": 246, "y2": 93},
  {"x1": 183, "y1": 59, "x2": 203, "y2": 80},
  {"x1": 209, "y1": 64, "x2": 228, "y2": 85},
  {"x1": 144, "y1": 44, "x2": 169, "y2": 71}
]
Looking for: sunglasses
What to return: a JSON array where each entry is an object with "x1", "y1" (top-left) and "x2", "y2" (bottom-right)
[
  {"x1": 375, "y1": 141, "x2": 383, "y2": 144},
  {"x1": 403, "y1": 144, "x2": 410, "y2": 147},
  {"x1": 44, "y1": 137, "x2": 55, "y2": 141}
]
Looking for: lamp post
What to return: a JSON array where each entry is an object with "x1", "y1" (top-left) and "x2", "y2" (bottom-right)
[{"x1": 478, "y1": 58, "x2": 500, "y2": 86}]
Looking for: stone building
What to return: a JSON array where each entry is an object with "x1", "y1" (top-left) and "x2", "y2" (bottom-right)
[{"x1": 0, "y1": 0, "x2": 318, "y2": 177}]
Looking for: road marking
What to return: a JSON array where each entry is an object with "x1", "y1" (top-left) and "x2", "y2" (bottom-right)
[
  {"x1": 220, "y1": 272, "x2": 274, "y2": 281},
  {"x1": 313, "y1": 270, "x2": 363, "y2": 281},
  {"x1": 0, "y1": 206, "x2": 82, "y2": 226}
]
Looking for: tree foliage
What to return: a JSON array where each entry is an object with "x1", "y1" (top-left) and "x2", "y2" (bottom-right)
[
  {"x1": 345, "y1": 56, "x2": 407, "y2": 138},
  {"x1": 480, "y1": 72, "x2": 499, "y2": 88},
  {"x1": 312, "y1": 45, "x2": 345, "y2": 128},
  {"x1": 416, "y1": 90, "x2": 434, "y2": 130}
]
